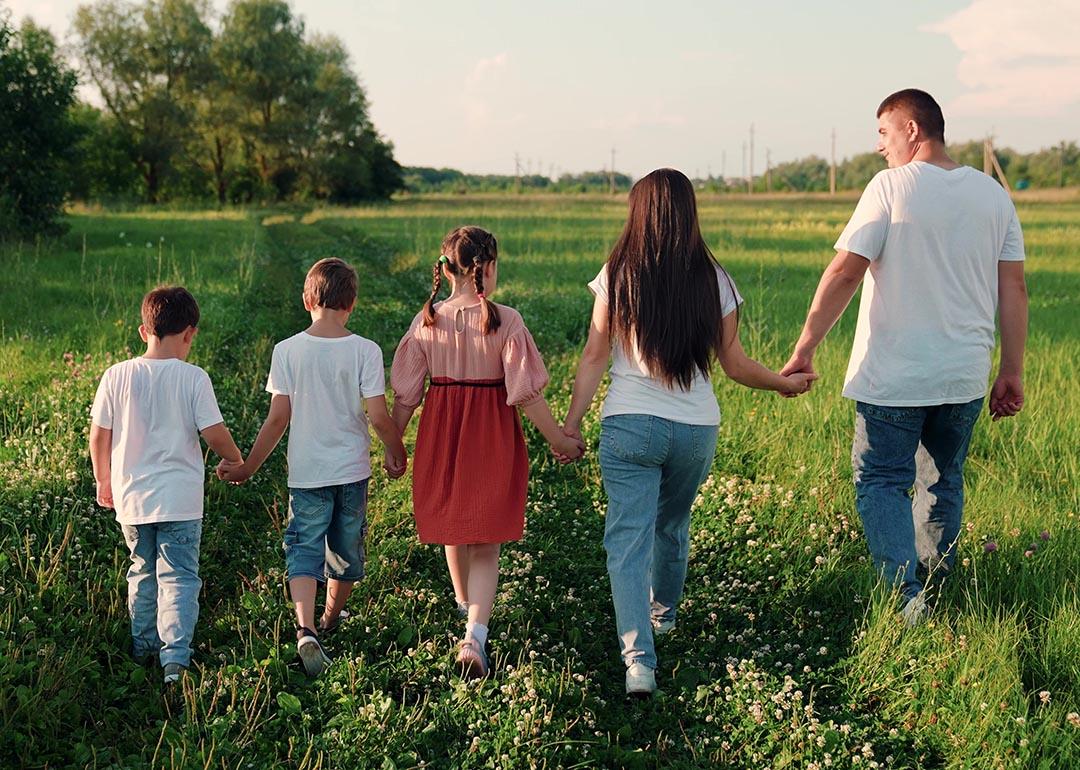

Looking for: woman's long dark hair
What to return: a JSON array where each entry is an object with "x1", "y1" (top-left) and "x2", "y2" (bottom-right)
[{"x1": 607, "y1": 168, "x2": 732, "y2": 389}]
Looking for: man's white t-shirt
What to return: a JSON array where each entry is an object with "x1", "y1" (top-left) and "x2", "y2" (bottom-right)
[
  {"x1": 90, "y1": 357, "x2": 224, "y2": 525},
  {"x1": 588, "y1": 263, "x2": 743, "y2": 425},
  {"x1": 266, "y1": 332, "x2": 386, "y2": 488},
  {"x1": 836, "y1": 161, "x2": 1025, "y2": 406}
]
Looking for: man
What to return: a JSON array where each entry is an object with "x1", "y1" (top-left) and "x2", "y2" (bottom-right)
[{"x1": 781, "y1": 88, "x2": 1028, "y2": 623}]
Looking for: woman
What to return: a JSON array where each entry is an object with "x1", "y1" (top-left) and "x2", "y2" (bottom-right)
[{"x1": 562, "y1": 168, "x2": 814, "y2": 695}]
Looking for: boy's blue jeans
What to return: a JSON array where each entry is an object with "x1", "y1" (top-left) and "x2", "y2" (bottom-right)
[
  {"x1": 599, "y1": 414, "x2": 718, "y2": 670},
  {"x1": 852, "y1": 398, "x2": 984, "y2": 600},
  {"x1": 120, "y1": 519, "x2": 202, "y2": 668}
]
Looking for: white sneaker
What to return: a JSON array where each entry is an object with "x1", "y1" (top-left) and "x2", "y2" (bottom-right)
[
  {"x1": 625, "y1": 661, "x2": 657, "y2": 696},
  {"x1": 901, "y1": 593, "x2": 928, "y2": 628},
  {"x1": 652, "y1": 617, "x2": 676, "y2": 635},
  {"x1": 297, "y1": 629, "x2": 331, "y2": 677}
]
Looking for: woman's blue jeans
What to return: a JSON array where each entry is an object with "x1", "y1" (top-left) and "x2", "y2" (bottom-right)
[
  {"x1": 852, "y1": 398, "x2": 984, "y2": 600},
  {"x1": 599, "y1": 414, "x2": 718, "y2": 670}
]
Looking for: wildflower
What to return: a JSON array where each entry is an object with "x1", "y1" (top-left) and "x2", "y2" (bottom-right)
[
  {"x1": 1039, "y1": 690, "x2": 1051, "y2": 705},
  {"x1": 1066, "y1": 712, "x2": 1080, "y2": 728},
  {"x1": 1039, "y1": 530, "x2": 1050, "y2": 541},
  {"x1": 984, "y1": 541, "x2": 998, "y2": 553}
]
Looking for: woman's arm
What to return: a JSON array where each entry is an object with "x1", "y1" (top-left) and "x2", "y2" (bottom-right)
[
  {"x1": 717, "y1": 312, "x2": 816, "y2": 394},
  {"x1": 563, "y1": 294, "x2": 612, "y2": 434}
]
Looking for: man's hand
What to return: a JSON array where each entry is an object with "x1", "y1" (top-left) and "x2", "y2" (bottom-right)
[
  {"x1": 778, "y1": 350, "x2": 817, "y2": 397},
  {"x1": 216, "y1": 459, "x2": 249, "y2": 484},
  {"x1": 95, "y1": 479, "x2": 114, "y2": 509},
  {"x1": 989, "y1": 374, "x2": 1024, "y2": 421}
]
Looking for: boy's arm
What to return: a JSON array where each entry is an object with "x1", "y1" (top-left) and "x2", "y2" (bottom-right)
[
  {"x1": 89, "y1": 423, "x2": 114, "y2": 508},
  {"x1": 366, "y1": 395, "x2": 407, "y2": 478},
  {"x1": 201, "y1": 422, "x2": 243, "y2": 465},
  {"x1": 219, "y1": 394, "x2": 291, "y2": 482}
]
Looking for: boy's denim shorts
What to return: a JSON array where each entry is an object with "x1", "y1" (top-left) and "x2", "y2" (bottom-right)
[{"x1": 284, "y1": 480, "x2": 368, "y2": 582}]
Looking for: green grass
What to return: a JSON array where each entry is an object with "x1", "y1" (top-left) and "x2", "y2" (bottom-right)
[{"x1": 0, "y1": 195, "x2": 1077, "y2": 769}]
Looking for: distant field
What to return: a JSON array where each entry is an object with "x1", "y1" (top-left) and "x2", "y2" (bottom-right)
[{"x1": 1, "y1": 195, "x2": 1077, "y2": 768}]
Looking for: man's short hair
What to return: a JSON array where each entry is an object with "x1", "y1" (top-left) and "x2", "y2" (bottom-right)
[
  {"x1": 877, "y1": 89, "x2": 945, "y2": 142},
  {"x1": 304, "y1": 258, "x2": 357, "y2": 310},
  {"x1": 141, "y1": 286, "x2": 200, "y2": 338}
]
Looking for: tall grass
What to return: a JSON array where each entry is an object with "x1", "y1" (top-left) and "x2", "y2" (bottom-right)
[{"x1": 0, "y1": 197, "x2": 1076, "y2": 768}]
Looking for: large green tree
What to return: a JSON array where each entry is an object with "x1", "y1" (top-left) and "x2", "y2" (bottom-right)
[
  {"x1": 74, "y1": 0, "x2": 213, "y2": 202},
  {"x1": 0, "y1": 17, "x2": 80, "y2": 237}
]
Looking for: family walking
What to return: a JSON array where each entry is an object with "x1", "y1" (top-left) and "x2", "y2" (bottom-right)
[{"x1": 89, "y1": 89, "x2": 1027, "y2": 696}]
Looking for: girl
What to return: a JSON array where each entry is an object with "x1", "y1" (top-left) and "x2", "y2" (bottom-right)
[
  {"x1": 562, "y1": 169, "x2": 815, "y2": 696},
  {"x1": 391, "y1": 225, "x2": 584, "y2": 678}
]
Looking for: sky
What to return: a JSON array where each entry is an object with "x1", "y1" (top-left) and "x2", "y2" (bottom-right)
[{"x1": 7, "y1": 0, "x2": 1080, "y2": 177}]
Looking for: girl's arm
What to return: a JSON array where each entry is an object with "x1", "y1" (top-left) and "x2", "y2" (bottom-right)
[
  {"x1": 392, "y1": 400, "x2": 417, "y2": 435},
  {"x1": 717, "y1": 312, "x2": 816, "y2": 394},
  {"x1": 563, "y1": 294, "x2": 612, "y2": 435}
]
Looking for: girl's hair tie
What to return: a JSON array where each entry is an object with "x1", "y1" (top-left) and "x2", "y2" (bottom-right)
[
  {"x1": 438, "y1": 255, "x2": 450, "y2": 264},
  {"x1": 477, "y1": 292, "x2": 486, "y2": 300}
]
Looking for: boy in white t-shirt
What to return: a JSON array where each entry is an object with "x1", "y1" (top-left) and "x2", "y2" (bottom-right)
[
  {"x1": 90, "y1": 286, "x2": 244, "y2": 684},
  {"x1": 219, "y1": 258, "x2": 406, "y2": 677}
]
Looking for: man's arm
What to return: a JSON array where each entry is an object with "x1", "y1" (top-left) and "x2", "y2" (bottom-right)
[
  {"x1": 89, "y1": 424, "x2": 113, "y2": 508},
  {"x1": 990, "y1": 261, "x2": 1028, "y2": 420},
  {"x1": 781, "y1": 250, "x2": 870, "y2": 376}
]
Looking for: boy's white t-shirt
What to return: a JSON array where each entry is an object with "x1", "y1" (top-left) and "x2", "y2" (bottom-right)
[
  {"x1": 90, "y1": 357, "x2": 224, "y2": 525},
  {"x1": 836, "y1": 162, "x2": 1025, "y2": 406},
  {"x1": 266, "y1": 332, "x2": 386, "y2": 488},
  {"x1": 588, "y1": 263, "x2": 743, "y2": 426}
]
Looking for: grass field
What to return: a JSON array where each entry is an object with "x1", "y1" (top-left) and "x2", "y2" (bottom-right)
[{"x1": 1, "y1": 194, "x2": 1077, "y2": 769}]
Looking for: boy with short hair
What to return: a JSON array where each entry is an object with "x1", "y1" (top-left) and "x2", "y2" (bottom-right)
[
  {"x1": 219, "y1": 257, "x2": 406, "y2": 677},
  {"x1": 90, "y1": 286, "x2": 243, "y2": 684}
]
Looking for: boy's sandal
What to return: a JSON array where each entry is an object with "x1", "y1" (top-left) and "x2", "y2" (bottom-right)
[
  {"x1": 455, "y1": 638, "x2": 489, "y2": 680},
  {"x1": 318, "y1": 609, "x2": 351, "y2": 635}
]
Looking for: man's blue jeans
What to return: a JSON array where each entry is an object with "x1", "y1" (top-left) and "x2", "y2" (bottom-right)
[
  {"x1": 599, "y1": 414, "x2": 718, "y2": 669},
  {"x1": 120, "y1": 519, "x2": 202, "y2": 668},
  {"x1": 852, "y1": 398, "x2": 983, "y2": 600}
]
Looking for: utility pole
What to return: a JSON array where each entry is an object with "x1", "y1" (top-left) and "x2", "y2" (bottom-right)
[
  {"x1": 748, "y1": 123, "x2": 754, "y2": 194},
  {"x1": 609, "y1": 147, "x2": 616, "y2": 194},
  {"x1": 1061, "y1": 140, "x2": 1067, "y2": 188},
  {"x1": 514, "y1": 152, "x2": 522, "y2": 192},
  {"x1": 766, "y1": 148, "x2": 772, "y2": 193},
  {"x1": 741, "y1": 142, "x2": 747, "y2": 192},
  {"x1": 721, "y1": 150, "x2": 726, "y2": 180},
  {"x1": 829, "y1": 128, "x2": 837, "y2": 195}
]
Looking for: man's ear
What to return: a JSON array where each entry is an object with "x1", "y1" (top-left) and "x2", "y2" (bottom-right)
[
  {"x1": 906, "y1": 119, "x2": 920, "y2": 142},
  {"x1": 138, "y1": 324, "x2": 149, "y2": 343}
]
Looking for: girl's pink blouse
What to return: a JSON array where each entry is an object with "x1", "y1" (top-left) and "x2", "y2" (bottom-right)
[{"x1": 390, "y1": 302, "x2": 549, "y2": 410}]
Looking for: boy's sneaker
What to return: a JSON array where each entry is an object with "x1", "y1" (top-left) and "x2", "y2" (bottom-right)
[
  {"x1": 625, "y1": 661, "x2": 657, "y2": 697},
  {"x1": 162, "y1": 663, "x2": 186, "y2": 685},
  {"x1": 652, "y1": 617, "x2": 676, "y2": 635},
  {"x1": 318, "y1": 609, "x2": 350, "y2": 635},
  {"x1": 297, "y1": 627, "x2": 332, "y2": 677},
  {"x1": 901, "y1": 593, "x2": 928, "y2": 628}
]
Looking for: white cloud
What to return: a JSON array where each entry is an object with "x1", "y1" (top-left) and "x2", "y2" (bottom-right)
[
  {"x1": 925, "y1": 0, "x2": 1080, "y2": 116},
  {"x1": 463, "y1": 52, "x2": 511, "y2": 127}
]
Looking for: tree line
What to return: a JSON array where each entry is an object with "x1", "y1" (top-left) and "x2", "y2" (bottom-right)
[{"x1": 1, "y1": 0, "x2": 402, "y2": 237}]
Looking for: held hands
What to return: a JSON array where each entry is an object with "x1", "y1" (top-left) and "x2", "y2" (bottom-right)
[
  {"x1": 216, "y1": 458, "x2": 249, "y2": 484},
  {"x1": 384, "y1": 449, "x2": 408, "y2": 479},
  {"x1": 551, "y1": 424, "x2": 585, "y2": 464},
  {"x1": 778, "y1": 350, "x2": 819, "y2": 397},
  {"x1": 989, "y1": 373, "x2": 1024, "y2": 421}
]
